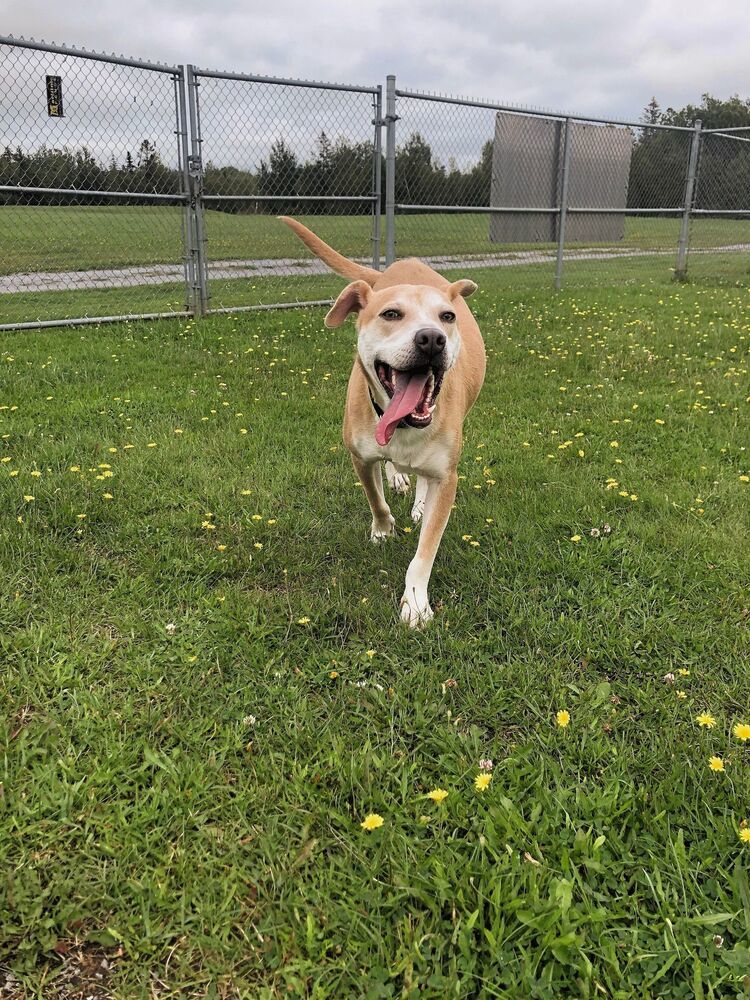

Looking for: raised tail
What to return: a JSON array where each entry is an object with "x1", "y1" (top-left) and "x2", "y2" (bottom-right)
[{"x1": 278, "y1": 216, "x2": 381, "y2": 285}]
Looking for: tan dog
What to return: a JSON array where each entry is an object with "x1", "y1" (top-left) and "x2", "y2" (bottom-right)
[{"x1": 280, "y1": 217, "x2": 486, "y2": 626}]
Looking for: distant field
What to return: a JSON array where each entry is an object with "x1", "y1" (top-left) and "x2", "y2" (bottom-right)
[{"x1": 2, "y1": 205, "x2": 750, "y2": 276}]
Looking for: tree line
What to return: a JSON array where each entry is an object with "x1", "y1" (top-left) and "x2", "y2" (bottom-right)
[{"x1": 1, "y1": 94, "x2": 748, "y2": 214}]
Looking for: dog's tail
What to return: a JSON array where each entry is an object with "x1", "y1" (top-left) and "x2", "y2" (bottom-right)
[{"x1": 278, "y1": 216, "x2": 381, "y2": 285}]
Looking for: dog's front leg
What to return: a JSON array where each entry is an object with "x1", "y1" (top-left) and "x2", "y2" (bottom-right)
[
  {"x1": 400, "y1": 470, "x2": 457, "y2": 627},
  {"x1": 351, "y1": 455, "x2": 396, "y2": 542}
]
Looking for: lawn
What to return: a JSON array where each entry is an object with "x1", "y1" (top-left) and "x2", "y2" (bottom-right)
[
  {"x1": 2, "y1": 205, "x2": 750, "y2": 276},
  {"x1": 1, "y1": 273, "x2": 750, "y2": 997}
]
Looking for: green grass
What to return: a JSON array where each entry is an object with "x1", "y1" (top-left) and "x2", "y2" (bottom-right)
[
  {"x1": 2, "y1": 204, "x2": 750, "y2": 328},
  {"x1": 2, "y1": 205, "x2": 750, "y2": 276},
  {"x1": 2, "y1": 274, "x2": 750, "y2": 997},
  {"x1": 3, "y1": 251, "x2": 750, "y2": 331}
]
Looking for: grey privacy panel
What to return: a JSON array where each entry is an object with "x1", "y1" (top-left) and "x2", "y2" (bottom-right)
[{"x1": 490, "y1": 114, "x2": 632, "y2": 244}]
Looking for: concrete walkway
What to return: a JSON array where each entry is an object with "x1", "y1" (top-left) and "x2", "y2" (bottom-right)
[{"x1": 2, "y1": 244, "x2": 749, "y2": 294}]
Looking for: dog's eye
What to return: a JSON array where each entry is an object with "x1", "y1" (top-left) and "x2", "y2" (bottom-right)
[
  {"x1": 440, "y1": 311, "x2": 456, "y2": 323},
  {"x1": 380, "y1": 309, "x2": 402, "y2": 321}
]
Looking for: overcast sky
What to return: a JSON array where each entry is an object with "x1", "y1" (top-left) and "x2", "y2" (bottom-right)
[{"x1": 4, "y1": 0, "x2": 748, "y2": 121}]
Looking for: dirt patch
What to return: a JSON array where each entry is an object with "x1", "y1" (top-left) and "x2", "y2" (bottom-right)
[{"x1": 1, "y1": 944, "x2": 120, "y2": 999}]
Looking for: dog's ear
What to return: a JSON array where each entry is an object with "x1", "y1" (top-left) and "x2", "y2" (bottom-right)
[
  {"x1": 447, "y1": 279, "x2": 478, "y2": 299},
  {"x1": 325, "y1": 281, "x2": 372, "y2": 328}
]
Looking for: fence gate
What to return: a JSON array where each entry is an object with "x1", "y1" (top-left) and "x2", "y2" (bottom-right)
[
  {"x1": 185, "y1": 64, "x2": 382, "y2": 314},
  {"x1": 0, "y1": 35, "x2": 196, "y2": 331}
]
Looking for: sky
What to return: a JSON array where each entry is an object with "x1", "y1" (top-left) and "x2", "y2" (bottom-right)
[{"x1": 4, "y1": 0, "x2": 747, "y2": 121}]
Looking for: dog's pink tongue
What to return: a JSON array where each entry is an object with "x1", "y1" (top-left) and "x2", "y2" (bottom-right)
[{"x1": 375, "y1": 370, "x2": 429, "y2": 446}]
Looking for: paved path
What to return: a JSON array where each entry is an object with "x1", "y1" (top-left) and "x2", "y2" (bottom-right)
[{"x1": 2, "y1": 244, "x2": 749, "y2": 294}]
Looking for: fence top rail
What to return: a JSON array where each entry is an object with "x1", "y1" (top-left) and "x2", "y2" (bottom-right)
[
  {"x1": 702, "y1": 125, "x2": 750, "y2": 133},
  {"x1": 191, "y1": 65, "x2": 379, "y2": 96},
  {"x1": 706, "y1": 131, "x2": 750, "y2": 144},
  {"x1": 393, "y1": 86, "x2": 697, "y2": 132},
  {"x1": 0, "y1": 34, "x2": 181, "y2": 75}
]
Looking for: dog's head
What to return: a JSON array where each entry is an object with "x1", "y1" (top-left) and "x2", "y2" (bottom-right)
[{"x1": 325, "y1": 279, "x2": 477, "y2": 445}]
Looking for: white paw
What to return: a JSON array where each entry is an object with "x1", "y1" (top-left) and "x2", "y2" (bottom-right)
[
  {"x1": 411, "y1": 497, "x2": 425, "y2": 523},
  {"x1": 389, "y1": 471, "x2": 411, "y2": 494},
  {"x1": 399, "y1": 591, "x2": 434, "y2": 628},
  {"x1": 371, "y1": 514, "x2": 396, "y2": 543}
]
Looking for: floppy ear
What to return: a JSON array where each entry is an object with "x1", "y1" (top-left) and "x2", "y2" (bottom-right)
[
  {"x1": 325, "y1": 280, "x2": 372, "y2": 328},
  {"x1": 447, "y1": 279, "x2": 478, "y2": 299}
]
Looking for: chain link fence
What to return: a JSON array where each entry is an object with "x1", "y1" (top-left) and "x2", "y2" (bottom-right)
[
  {"x1": 1, "y1": 37, "x2": 749, "y2": 331},
  {"x1": 0, "y1": 36, "x2": 195, "y2": 330},
  {"x1": 186, "y1": 65, "x2": 382, "y2": 314},
  {"x1": 689, "y1": 127, "x2": 750, "y2": 283}
]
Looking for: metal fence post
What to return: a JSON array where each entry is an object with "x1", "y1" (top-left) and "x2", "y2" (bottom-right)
[
  {"x1": 675, "y1": 118, "x2": 702, "y2": 280},
  {"x1": 371, "y1": 85, "x2": 383, "y2": 269},
  {"x1": 385, "y1": 74, "x2": 397, "y2": 266},
  {"x1": 175, "y1": 69, "x2": 197, "y2": 314},
  {"x1": 554, "y1": 118, "x2": 572, "y2": 291},
  {"x1": 185, "y1": 64, "x2": 209, "y2": 315}
]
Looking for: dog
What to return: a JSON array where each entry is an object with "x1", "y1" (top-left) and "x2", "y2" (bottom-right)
[{"x1": 279, "y1": 217, "x2": 486, "y2": 626}]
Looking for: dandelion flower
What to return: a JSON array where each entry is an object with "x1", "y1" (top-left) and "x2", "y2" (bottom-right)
[
  {"x1": 475, "y1": 773, "x2": 492, "y2": 792},
  {"x1": 696, "y1": 713, "x2": 716, "y2": 729},
  {"x1": 732, "y1": 723, "x2": 750, "y2": 742},
  {"x1": 709, "y1": 756, "x2": 725, "y2": 772},
  {"x1": 426, "y1": 788, "x2": 449, "y2": 804},
  {"x1": 360, "y1": 813, "x2": 384, "y2": 831},
  {"x1": 569, "y1": 534, "x2": 581, "y2": 543},
  {"x1": 297, "y1": 616, "x2": 310, "y2": 625},
  {"x1": 740, "y1": 828, "x2": 750, "y2": 843},
  {"x1": 556, "y1": 710, "x2": 571, "y2": 728}
]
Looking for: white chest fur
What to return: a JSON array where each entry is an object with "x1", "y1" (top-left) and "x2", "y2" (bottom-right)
[{"x1": 352, "y1": 422, "x2": 453, "y2": 480}]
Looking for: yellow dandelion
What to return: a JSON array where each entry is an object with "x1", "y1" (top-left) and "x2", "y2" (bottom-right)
[
  {"x1": 475, "y1": 773, "x2": 492, "y2": 792},
  {"x1": 740, "y1": 828, "x2": 750, "y2": 843},
  {"x1": 732, "y1": 723, "x2": 750, "y2": 742},
  {"x1": 329, "y1": 670, "x2": 339, "y2": 679},
  {"x1": 360, "y1": 813, "x2": 384, "y2": 831},
  {"x1": 676, "y1": 690, "x2": 687, "y2": 700},
  {"x1": 426, "y1": 788, "x2": 449, "y2": 804},
  {"x1": 556, "y1": 710, "x2": 571, "y2": 728},
  {"x1": 696, "y1": 713, "x2": 716, "y2": 729},
  {"x1": 217, "y1": 544, "x2": 227, "y2": 552},
  {"x1": 709, "y1": 756, "x2": 725, "y2": 772},
  {"x1": 23, "y1": 495, "x2": 34, "y2": 502},
  {"x1": 297, "y1": 616, "x2": 310, "y2": 625},
  {"x1": 569, "y1": 535, "x2": 581, "y2": 543}
]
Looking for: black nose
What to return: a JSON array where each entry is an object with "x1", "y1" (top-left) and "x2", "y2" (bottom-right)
[{"x1": 414, "y1": 328, "x2": 446, "y2": 358}]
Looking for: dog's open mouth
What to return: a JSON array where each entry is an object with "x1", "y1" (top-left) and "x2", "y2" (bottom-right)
[{"x1": 374, "y1": 362, "x2": 445, "y2": 446}]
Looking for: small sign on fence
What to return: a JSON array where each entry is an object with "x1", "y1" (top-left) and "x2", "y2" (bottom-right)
[{"x1": 45, "y1": 75, "x2": 64, "y2": 117}]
